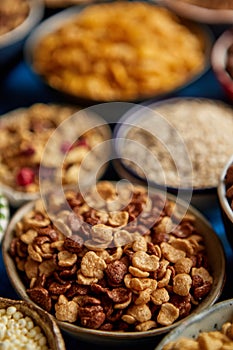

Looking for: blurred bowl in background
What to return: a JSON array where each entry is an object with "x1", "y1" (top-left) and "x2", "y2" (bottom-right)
[
  {"x1": 154, "y1": 298, "x2": 233, "y2": 350},
  {"x1": 0, "y1": 103, "x2": 111, "y2": 206},
  {"x1": 0, "y1": 296, "x2": 65, "y2": 350},
  {"x1": 160, "y1": 0, "x2": 233, "y2": 24},
  {"x1": 113, "y1": 97, "x2": 233, "y2": 211},
  {"x1": 218, "y1": 154, "x2": 233, "y2": 252},
  {"x1": 0, "y1": 0, "x2": 44, "y2": 67},
  {"x1": 24, "y1": 1, "x2": 213, "y2": 104},
  {"x1": 211, "y1": 27, "x2": 233, "y2": 101}
]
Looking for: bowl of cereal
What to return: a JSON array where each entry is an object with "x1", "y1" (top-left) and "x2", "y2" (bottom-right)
[
  {"x1": 0, "y1": 103, "x2": 111, "y2": 206},
  {"x1": 154, "y1": 298, "x2": 233, "y2": 350},
  {"x1": 113, "y1": 97, "x2": 233, "y2": 210},
  {"x1": 2, "y1": 180, "x2": 225, "y2": 344},
  {"x1": 218, "y1": 154, "x2": 233, "y2": 251},
  {"x1": 0, "y1": 296, "x2": 65, "y2": 349},
  {"x1": 24, "y1": 1, "x2": 212, "y2": 103},
  {"x1": 211, "y1": 27, "x2": 233, "y2": 101},
  {"x1": 0, "y1": 0, "x2": 44, "y2": 66}
]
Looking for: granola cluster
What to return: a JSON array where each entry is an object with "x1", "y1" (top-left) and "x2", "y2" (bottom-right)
[
  {"x1": 0, "y1": 0, "x2": 29, "y2": 36},
  {"x1": 0, "y1": 104, "x2": 108, "y2": 193},
  {"x1": 9, "y1": 181, "x2": 213, "y2": 332}
]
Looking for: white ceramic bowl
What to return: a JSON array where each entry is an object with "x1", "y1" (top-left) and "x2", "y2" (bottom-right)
[
  {"x1": 0, "y1": 0, "x2": 44, "y2": 66},
  {"x1": 113, "y1": 97, "x2": 233, "y2": 211},
  {"x1": 160, "y1": 0, "x2": 233, "y2": 24},
  {"x1": 211, "y1": 27, "x2": 233, "y2": 101},
  {"x1": 2, "y1": 187, "x2": 226, "y2": 345},
  {"x1": 154, "y1": 298, "x2": 233, "y2": 350}
]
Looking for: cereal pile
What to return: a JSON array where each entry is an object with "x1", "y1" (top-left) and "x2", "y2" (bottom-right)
[
  {"x1": 162, "y1": 317, "x2": 233, "y2": 350},
  {"x1": 0, "y1": 305, "x2": 50, "y2": 350},
  {"x1": 0, "y1": 103, "x2": 108, "y2": 193},
  {"x1": 122, "y1": 99, "x2": 233, "y2": 189},
  {"x1": 0, "y1": 0, "x2": 29, "y2": 36},
  {"x1": 10, "y1": 181, "x2": 213, "y2": 332},
  {"x1": 32, "y1": 2, "x2": 206, "y2": 101}
]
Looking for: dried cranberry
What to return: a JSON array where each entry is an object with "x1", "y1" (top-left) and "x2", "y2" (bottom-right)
[
  {"x1": 21, "y1": 146, "x2": 35, "y2": 156},
  {"x1": 16, "y1": 167, "x2": 35, "y2": 186}
]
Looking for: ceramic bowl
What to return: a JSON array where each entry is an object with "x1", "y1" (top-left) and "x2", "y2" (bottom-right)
[
  {"x1": 160, "y1": 0, "x2": 233, "y2": 24},
  {"x1": 211, "y1": 27, "x2": 233, "y2": 101},
  {"x1": 154, "y1": 298, "x2": 233, "y2": 350},
  {"x1": 218, "y1": 154, "x2": 233, "y2": 251},
  {"x1": 0, "y1": 296, "x2": 65, "y2": 349},
  {"x1": 0, "y1": 0, "x2": 44, "y2": 66},
  {"x1": 24, "y1": 2, "x2": 213, "y2": 103},
  {"x1": 113, "y1": 97, "x2": 233, "y2": 211},
  {"x1": 2, "y1": 184, "x2": 226, "y2": 345},
  {"x1": 0, "y1": 103, "x2": 111, "y2": 207}
]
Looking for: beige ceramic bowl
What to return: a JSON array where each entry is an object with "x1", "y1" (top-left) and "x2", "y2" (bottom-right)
[
  {"x1": 2, "y1": 188, "x2": 226, "y2": 345},
  {"x1": 0, "y1": 0, "x2": 44, "y2": 66},
  {"x1": 0, "y1": 296, "x2": 65, "y2": 350},
  {"x1": 154, "y1": 298, "x2": 233, "y2": 350}
]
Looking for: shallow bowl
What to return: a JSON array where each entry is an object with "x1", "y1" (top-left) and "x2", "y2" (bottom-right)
[{"x1": 154, "y1": 298, "x2": 233, "y2": 350}]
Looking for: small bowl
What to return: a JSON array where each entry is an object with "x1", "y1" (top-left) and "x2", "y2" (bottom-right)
[
  {"x1": 218, "y1": 154, "x2": 233, "y2": 251},
  {"x1": 113, "y1": 97, "x2": 233, "y2": 211},
  {"x1": 0, "y1": 103, "x2": 111, "y2": 207},
  {"x1": 0, "y1": 296, "x2": 65, "y2": 350},
  {"x1": 2, "y1": 182, "x2": 226, "y2": 345},
  {"x1": 160, "y1": 0, "x2": 233, "y2": 24},
  {"x1": 0, "y1": 0, "x2": 44, "y2": 66},
  {"x1": 24, "y1": 2, "x2": 213, "y2": 103},
  {"x1": 0, "y1": 193, "x2": 9, "y2": 243},
  {"x1": 154, "y1": 298, "x2": 233, "y2": 350},
  {"x1": 211, "y1": 27, "x2": 233, "y2": 101}
]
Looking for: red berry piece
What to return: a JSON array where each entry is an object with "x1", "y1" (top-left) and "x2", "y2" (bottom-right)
[{"x1": 16, "y1": 167, "x2": 35, "y2": 186}]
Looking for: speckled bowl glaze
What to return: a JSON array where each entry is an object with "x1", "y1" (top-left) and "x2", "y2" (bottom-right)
[
  {"x1": 154, "y1": 298, "x2": 233, "y2": 350},
  {"x1": 0, "y1": 297, "x2": 66, "y2": 350}
]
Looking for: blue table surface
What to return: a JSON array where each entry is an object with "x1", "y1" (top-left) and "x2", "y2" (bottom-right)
[{"x1": 1, "y1": 11, "x2": 233, "y2": 349}]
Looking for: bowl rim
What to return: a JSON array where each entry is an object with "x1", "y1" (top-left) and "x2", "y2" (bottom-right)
[
  {"x1": 159, "y1": 0, "x2": 233, "y2": 24},
  {"x1": 0, "y1": 0, "x2": 44, "y2": 48},
  {"x1": 154, "y1": 298, "x2": 233, "y2": 350},
  {"x1": 0, "y1": 296, "x2": 66, "y2": 350},
  {"x1": 23, "y1": 1, "x2": 213, "y2": 103},
  {"x1": 217, "y1": 154, "x2": 233, "y2": 224},
  {"x1": 113, "y1": 96, "x2": 230, "y2": 193},
  {"x1": 211, "y1": 27, "x2": 233, "y2": 95},
  {"x1": 2, "y1": 186, "x2": 226, "y2": 341}
]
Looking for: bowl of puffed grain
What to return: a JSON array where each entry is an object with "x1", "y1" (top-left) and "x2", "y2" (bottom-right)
[
  {"x1": 2, "y1": 180, "x2": 225, "y2": 345},
  {"x1": 113, "y1": 97, "x2": 233, "y2": 211},
  {"x1": 0, "y1": 297, "x2": 65, "y2": 350}
]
